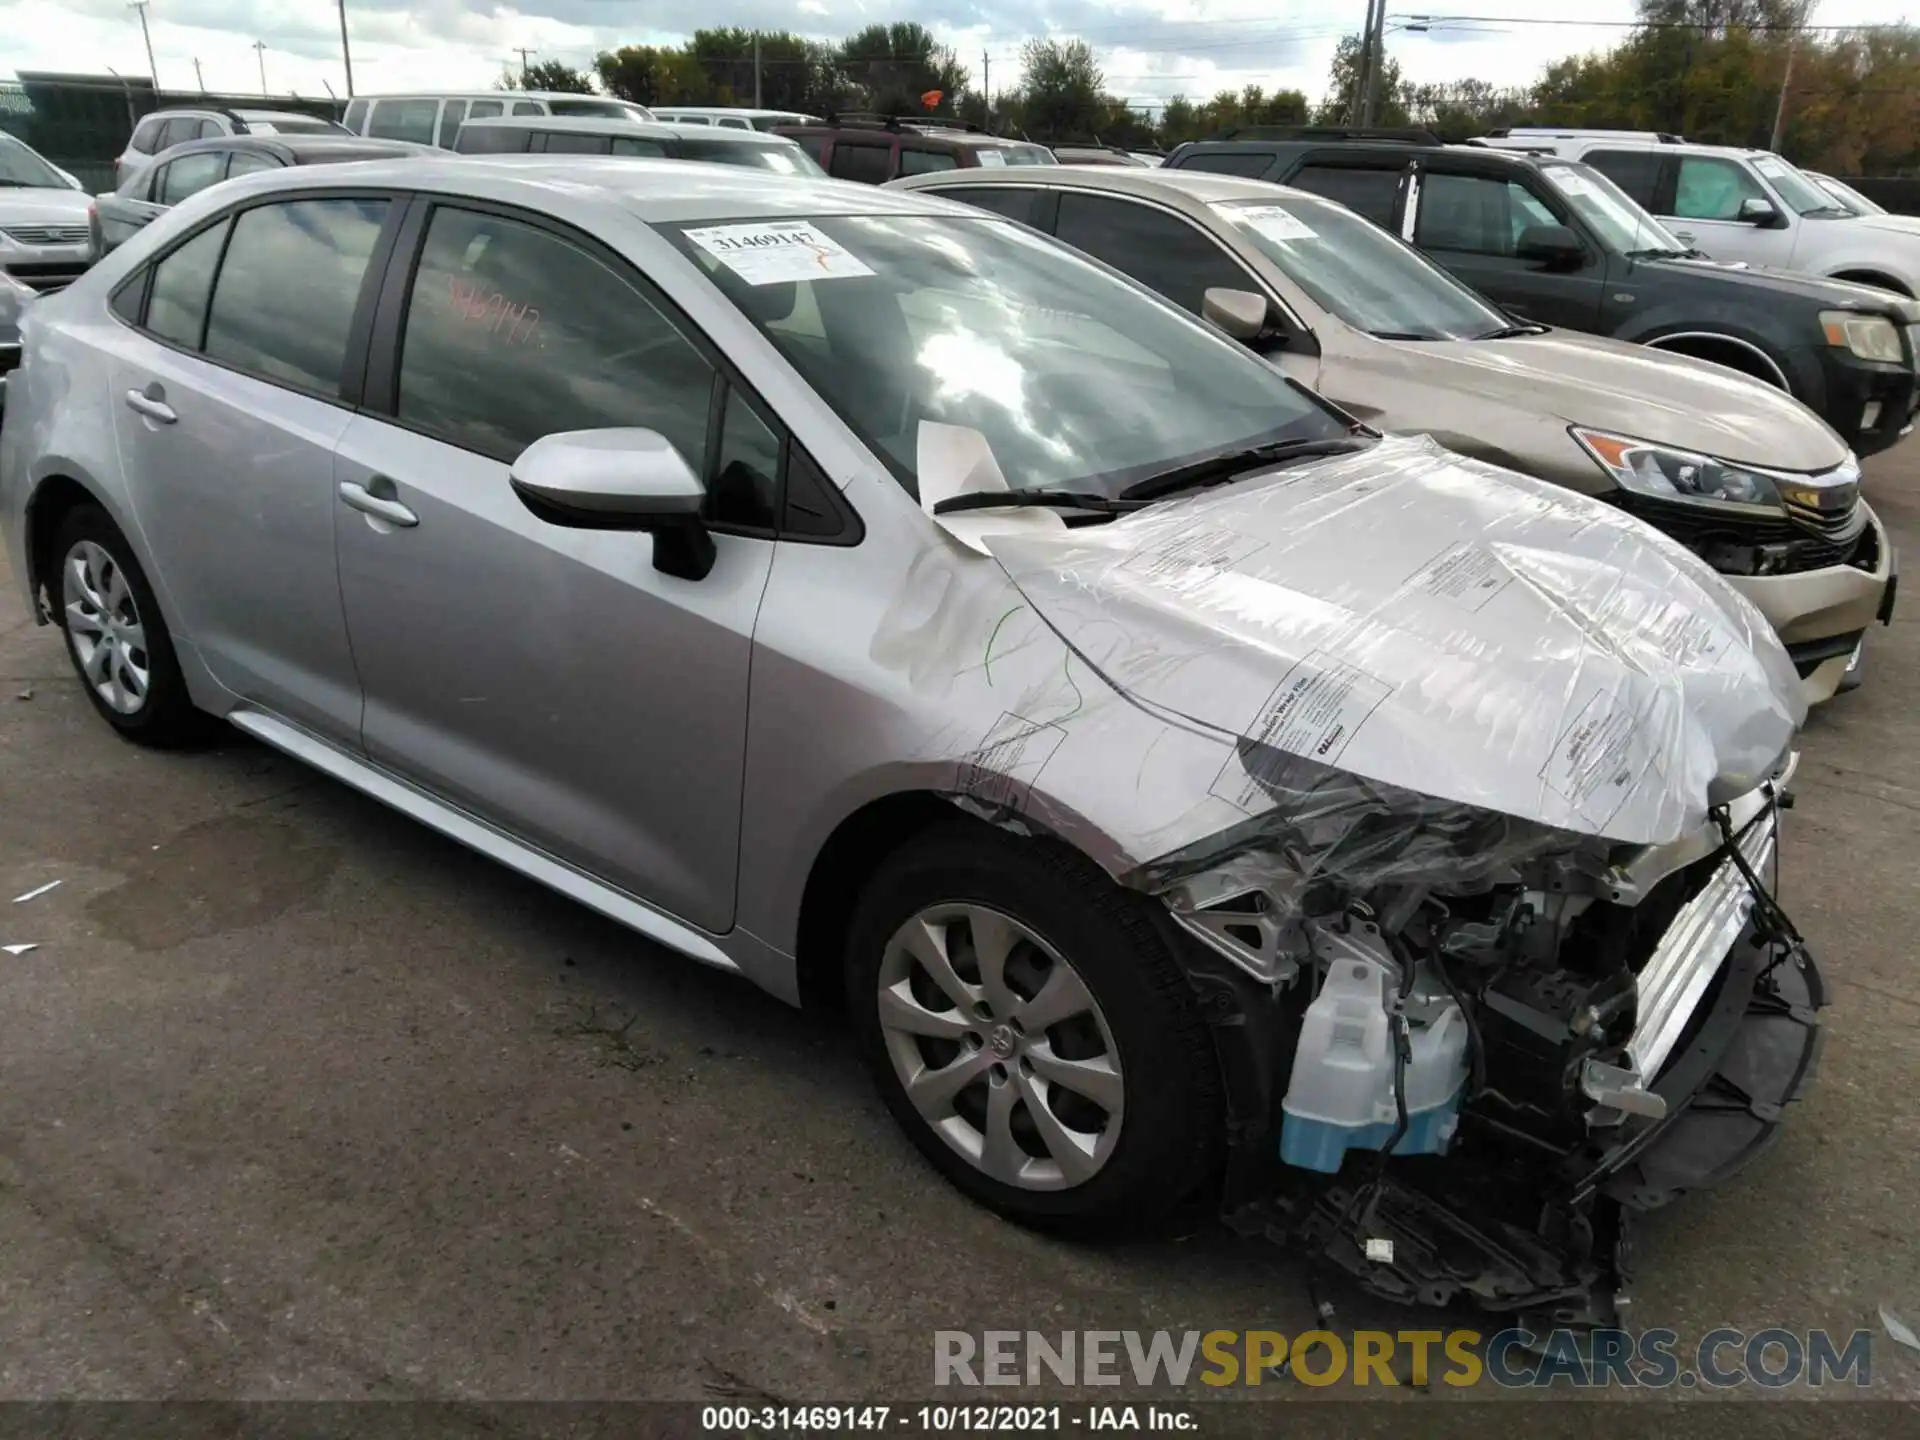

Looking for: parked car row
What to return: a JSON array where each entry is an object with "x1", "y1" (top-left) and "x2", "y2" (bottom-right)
[{"x1": 0, "y1": 153, "x2": 1828, "y2": 1330}]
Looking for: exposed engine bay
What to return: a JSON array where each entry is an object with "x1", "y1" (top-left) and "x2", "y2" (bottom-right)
[{"x1": 1137, "y1": 744, "x2": 1824, "y2": 1325}]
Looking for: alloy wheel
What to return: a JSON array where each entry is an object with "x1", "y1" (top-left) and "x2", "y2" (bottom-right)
[
  {"x1": 62, "y1": 539, "x2": 150, "y2": 716},
  {"x1": 876, "y1": 903, "x2": 1125, "y2": 1191}
]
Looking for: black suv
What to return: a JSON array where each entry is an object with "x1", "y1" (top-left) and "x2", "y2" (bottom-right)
[
  {"x1": 771, "y1": 115, "x2": 1056, "y2": 184},
  {"x1": 1165, "y1": 128, "x2": 1920, "y2": 457}
]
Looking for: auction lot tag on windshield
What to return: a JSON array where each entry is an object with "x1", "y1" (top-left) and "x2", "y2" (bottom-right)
[
  {"x1": 683, "y1": 221, "x2": 874, "y2": 285},
  {"x1": 1238, "y1": 205, "x2": 1317, "y2": 242}
]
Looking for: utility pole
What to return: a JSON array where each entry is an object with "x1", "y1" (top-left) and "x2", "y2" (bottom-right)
[
  {"x1": 982, "y1": 49, "x2": 990, "y2": 128},
  {"x1": 513, "y1": 47, "x2": 537, "y2": 84},
  {"x1": 129, "y1": 1, "x2": 158, "y2": 89},
  {"x1": 253, "y1": 39, "x2": 268, "y2": 96},
  {"x1": 1769, "y1": 36, "x2": 1798, "y2": 151},
  {"x1": 192, "y1": 56, "x2": 203, "y2": 92},
  {"x1": 338, "y1": 0, "x2": 355, "y2": 98},
  {"x1": 1351, "y1": 0, "x2": 1378, "y2": 125},
  {"x1": 1359, "y1": 0, "x2": 1388, "y2": 127},
  {"x1": 753, "y1": 31, "x2": 762, "y2": 108}
]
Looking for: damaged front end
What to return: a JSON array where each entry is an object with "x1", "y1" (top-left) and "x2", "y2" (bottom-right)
[{"x1": 1141, "y1": 747, "x2": 1822, "y2": 1323}]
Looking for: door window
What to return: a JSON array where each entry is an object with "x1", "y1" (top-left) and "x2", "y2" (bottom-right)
[
  {"x1": 437, "y1": 100, "x2": 468, "y2": 148},
  {"x1": 610, "y1": 137, "x2": 667, "y2": 157},
  {"x1": 394, "y1": 206, "x2": 715, "y2": 481},
  {"x1": 467, "y1": 100, "x2": 504, "y2": 121},
  {"x1": 1177, "y1": 151, "x2": 1274, "y2": 180},
  {"x1": 144, "y1": 220, "x2": 228, "y2": 349},
  {"x1": 539, "y1": 131, "x2": 610, "y2": 154},
  {"x1": 1284, "y1": 163, "x2": 1401, "y2": 226},
  {"x1": 156, "y1": 117, "x2": 199, "y2": 150},
  {"x1": 1583, "y1": 149, "x2": 1663, "y2": 208},
  {"x1": 129, "y1": 115, "x2": 166, "y2": 154},
  {"x1": 793, "y1": 133, "x2": 829, "y2": 163},
  {"x1": 225, "y1": 150, "x2": 281, "y2": 179},
  {"x1": 203, "y1": 197, "x2": 390, "y2": 395},
  {"x1": 454, "y1": 126, "x2": 528, "y2": 155},
  {"x1": 1414, "y1": 172, "x2": 1555, "y2": 256},
  {"x1": 1053, "y1": 192, "x2": 1254, "y2": 315},
  {"x1": 829, "y1": 140, "x2": 893, "y2": 184},
  {"x1": 368, "y1": 98, "x2": 439, "y2": 144},
  {"x1": 709, "y1": 388, "x2": 781, "y2": 530},
  {"x1": 899, "y1": 147, "x2": 958, "y2": 175},
  {"x1": 342, "y1": 99, "x2": 369, "y2": 134},
  {"x1": 159, "y1": 151, "x2": 228, "y2": 205},
  {"x1": 512, "y1": 101, "x2": 545, "y2": 117},
  {"x1": 1672, "y1": 156, "x2": 1768, "y2": 221},
  {"x1": 937, "y1": 187, "x2": 1043, "y2": 225}
]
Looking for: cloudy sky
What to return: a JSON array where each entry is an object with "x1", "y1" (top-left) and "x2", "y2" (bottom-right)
[{"x1": 0, "y1": 1, "x2": 1905, "y2": 114}]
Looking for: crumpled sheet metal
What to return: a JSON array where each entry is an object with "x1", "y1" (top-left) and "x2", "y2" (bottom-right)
[{"x1": 871, "y1": 433, "x2": 1803, "y2": 895}]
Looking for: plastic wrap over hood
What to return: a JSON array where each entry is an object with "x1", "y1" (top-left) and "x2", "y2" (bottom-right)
[{"x1": 978, "y1": 436, "x2": 1803, "y2": 849}]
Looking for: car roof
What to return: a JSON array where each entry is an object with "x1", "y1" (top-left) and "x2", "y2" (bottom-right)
[
  {"x1": 460, "y1": 116, "x2": 792, "y2": 144},
  {"x1": 352, "y1": 90, "x2": 640, "y2": 104},
  {"x1": 203, "y1": 152, "x2": 980, "y2": 225},
  {"x1": 896, "y1": 163, "x2": 1312, "y2": 210},
  {"x1": 153, "y1": 135, "x2": 427, "y2": 163}
]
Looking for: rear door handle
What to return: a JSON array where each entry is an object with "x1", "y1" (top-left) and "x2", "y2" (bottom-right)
[
  {"x1": 338, "y1": 479, "x2": 418, "y2": 528},
  {"x1": 124, "y1": 389, "x2": 175, "y2": 423}
]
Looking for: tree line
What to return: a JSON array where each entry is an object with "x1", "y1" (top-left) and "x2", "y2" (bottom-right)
[{"x1": 509, "y1": 3, "x2": 1920, "y2": 174}]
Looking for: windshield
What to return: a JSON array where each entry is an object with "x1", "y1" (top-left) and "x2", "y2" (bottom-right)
[
  {"x1": 1214, "y1": 195, "x2": 1507, "y2": 341},
  {"x1": 1539, "y1": 163, "x2": 1691, "y2": 255},
  {"x1": 681, "y1": 140, "x2": 824, "y2": 177},
  {"x1": 665, "y1": 213, "x2": 1345, "y2": 498},
  {"x1": 1811, "y1": 173, "x2": 1883, "y2": 216},
  {"x1": 0, "y1": 133, "x2": 72, "y2": 188},
  {"x1": 550, "y1": 99, "x2": 656, "y2": 122},
  {"x1": 1751, "y1": 154, "x2": 1848, "y2": 216}
]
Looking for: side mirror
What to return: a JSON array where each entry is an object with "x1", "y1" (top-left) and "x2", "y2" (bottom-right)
[
  {"x1": 1738, "y1": 196, "x2": 1784, "y2": 228},
  {"x1": 1515, "y1": 223, "x2": 1585, "y2": 269},
  {"x1": 1202, "y1": 286, "x2": 1269, "y2": 341},
  {"x1": 509, "y1": 428, "x2": 716, "y2": 581}
]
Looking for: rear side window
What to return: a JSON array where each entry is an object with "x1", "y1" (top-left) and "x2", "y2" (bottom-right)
[
  {"x1": 793, "y1": 133, "x2": 828, "y2": 163},
  {"x1": 159, "y1": 152, "x2": 227, "y2": 205},
  {"x1": 454, "y1": 126, "x2": 529, "y2": 156},
  {"x1": 226, "y1": 151, "x2": 280, "y2": 179},
  {"x1": 1054, "y1": 192, "x2": 1254, "y2": 315},
  {"x1": 129, "y1": 115, "x2": 166, "y2": 154},
  {"x1": 1286, "y1": 163, "x2": 1402, "y2": 227},
  {"x1": 394, "y1": 206, "x2": 715, "y2": 471},
  {"x1": 143, "y1": 221, "x2": 228, "y2": 348},
  {"x1": 437, "y1": 100, "x2": 468, "y2": 149},
  {"x1": 512, "y1": 101, "x2": 545, "y2": 117},
  {"x1": 342, "y1": 99, "x2": 369, "y2": 133},
  {"x1": 938, "y1": 186, "x2": 1043, "y2": 226},
  {"x1": 611, "y1": 137, "x2": 666, "y2": 157},
  {"x1": 468, "y1": 100, "x2": 504, "y2": 121},
  {"x1": 830, "y1": 141, "x2": 893, "y2": 184},
  {"x1": 1584, "y1": 149, "x2": 1663, "y2": 208},
  {"x1": 900, "y1": 148, "x2": 958, "y2": 176},
  {"x1": 368, "y1": 98, "x2": 438, "y2": 144},
  {"x1": 1177, "y1": 150, "x2": 1274, "y2": 180},
  {"x1": 203, "y1": 197, "x2": 389, "y2": 395},
  {"x1": 539, "y1": 132, "x2": 610, "y2": 155}
]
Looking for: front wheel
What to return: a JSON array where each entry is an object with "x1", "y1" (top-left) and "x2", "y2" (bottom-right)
[{"x1": 845, "y1": 823, "x2": 1223, "y2": 1237}]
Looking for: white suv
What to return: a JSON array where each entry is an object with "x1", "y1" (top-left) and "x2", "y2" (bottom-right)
[{"x1": 1476, "y1": 130, "x2": 1920, "y2": 297}]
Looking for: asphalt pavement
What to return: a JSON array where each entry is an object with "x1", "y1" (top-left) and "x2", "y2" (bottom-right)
[{"x1": 2, "y1": 444, "x2": 1917, "y2": 1411}]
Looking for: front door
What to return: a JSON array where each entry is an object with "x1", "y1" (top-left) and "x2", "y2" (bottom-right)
[
  {"x1": 107, "y1": 194, "x2": 392, "y2": 740},
  {"x1": 1410, "y1": 167, "x2": 1607, "y2": 331},
  {"x1": 333, "y1": 201, "x2": 777, "y2": 932},
  {"x1": 1662, "y1": 154, "x2": 1797, "y2": 268}
]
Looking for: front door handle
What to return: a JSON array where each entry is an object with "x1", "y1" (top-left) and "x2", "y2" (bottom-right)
[
  {"x1": 124, "y1": 389, "x2": 175, "y2": 423},
  {"x1": 1672, "y1": 230, "x2": 1696, "y2": 244},
  {"x1": 338, "y1": 479, "x2": 418, "y2": 528}
]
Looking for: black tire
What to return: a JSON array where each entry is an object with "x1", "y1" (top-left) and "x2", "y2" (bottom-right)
[
  {"x1": 50, "y1": 504, "x2": 209, "y2": 746},
  {"x1": 846, "y1": 821, "x2": 1224, "y2": 1237}
]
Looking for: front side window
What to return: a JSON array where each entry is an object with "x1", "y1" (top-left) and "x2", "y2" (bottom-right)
[
  {"x1": 1215, "y1": 196, "x2": 1507, "y2": 341},
  {"x1": 342, "y1": 99, "x2": 369, "y2": 133},
  {"x1": 1285, "y1": 163, "x2": 1401, "y2": 227},
  {"x1": 938, "y1": 187, "x2": 1044, "y2": 226},
  {"x1": 225, "y1": 151, "x2": 280, "y2": 178},
  {"x1": 666, "y1": 213, "x2": 1344, "y2": 499},
  {"x1": 368, "y1": 98, "x2": 438, "y2": 144},
  {"x1": 203, "y1": 197, "x2": 389, "y2": 394},
  {"x1": 395, "y1": 206, "x2": 714, "y2": 473},
  {"x1": 1054, "y1": 192, "x2": 1253, "y2": 316},
  {"x1": 159, "y1": 151, "x2": 227, "y2": 205},
  {"x1": 437, "y1": 100, "x2": 468, "y2": 149},
  {"x1": 1415, "y1": 172, "x2": 1536, "y2": 256},
  {"x1": 830, "y1": 140, "x2": 894, "y2": 184},
  {"x1": 143, "y1": 220, "x2": 228, "y2": 349},
  {"x1": 899, "y1": 148, "x2": 958, "y2": 176},
  {"x1": 454, "y1": 126, "x2": 529, "y2": 155},
  {"x1": 1177, "y1": 151, "x2": 1274, "y2": 180},
  {"x1": 610, "y1": 137, "x2": 667, "y2": 157},
  {"x1": 1671, "y1": 156, "x2": 1769, "y2": 222},
  {"x1": 1540, "y1": 164, "x2": 1687, "y2": 255}
]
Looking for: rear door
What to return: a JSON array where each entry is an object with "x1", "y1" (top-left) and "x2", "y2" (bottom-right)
[
  {"x1": 331, "y1": 199, "x2": 777, "y2": 930},
  {"x1": 105, "y1": 191, "x2": 397, "y2": 739},
  {"x1": 1406, "y1": 163, "x2": 1606, "y2": 329}
]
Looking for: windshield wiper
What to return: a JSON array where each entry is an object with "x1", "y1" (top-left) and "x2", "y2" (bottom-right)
[
  {"x1": 1118, "y1": 436, "x2": 1371, "y2": 504},
  {"x1": 930, "y1": 489, "x2": 1143, "y2": 517},
  {"x1": 1475, "y1": 322, "x2": 1549, "y2": 340},
  {"x1": 1368, "y1": 329, "x2": 1445, "y2": 341}
]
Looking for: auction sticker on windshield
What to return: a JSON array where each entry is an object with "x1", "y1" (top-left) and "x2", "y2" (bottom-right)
[
  {"x1": 683, "y1": 221, "x2": 874, "y2": 285},
  {"x1": 1237, "y1": 205, "x2": 1317, "y2": 243}
]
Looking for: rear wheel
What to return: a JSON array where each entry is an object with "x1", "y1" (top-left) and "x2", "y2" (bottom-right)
[
  {"x1": 52, "y1": 505, "x2": 207, "y2": 745},
  {"x1": 846, "y1": 823, "x2": 1223, "y2": 1236}
]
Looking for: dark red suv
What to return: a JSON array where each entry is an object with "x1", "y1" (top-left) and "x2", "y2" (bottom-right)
[{"x1": 772, "y1": 116, "x2": 1056, "y2": 184}]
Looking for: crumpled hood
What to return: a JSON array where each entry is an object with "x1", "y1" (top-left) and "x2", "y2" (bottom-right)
[
  {"x1": 1371, "y1": 330, "x2": 1847, "y2": 473},
  {"x1": 980, "y1": 436, "x2": 1804, "y2": 848},
  {"x1": 0, "y1": 188, "x2": 93, "y2": 226}
]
